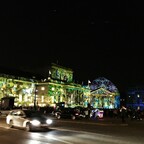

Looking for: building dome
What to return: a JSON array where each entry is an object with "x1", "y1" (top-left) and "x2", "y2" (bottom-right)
[{"x1": 90, "y1": 77, "x2": 119, "y2": 93}]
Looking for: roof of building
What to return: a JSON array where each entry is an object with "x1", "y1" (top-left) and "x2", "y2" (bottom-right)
[{"x1": 0, "y1": 65, "x2": 45, "y2": 81}]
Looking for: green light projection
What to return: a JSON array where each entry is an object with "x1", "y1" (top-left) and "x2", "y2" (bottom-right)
[
  {"x1": 51, "y1": 64, "x2": 73, "y2": 82},
  {"x1": 0, "y1": 76, "x2": 35, "y2": 106}
]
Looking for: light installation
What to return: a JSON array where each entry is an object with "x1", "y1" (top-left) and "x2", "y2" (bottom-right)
[
  {"x1": 0, "y1": 74, "x2": 36, "y2": 107},
  {"x1": 90, "y1": 77, "x2": 120, "y2": 109},
  {"x1": 50, "y1": 63, "x2": 73, "y2": 82},
  {"x1": 0, "y1": 64, "x2": 87, "y2": 108},
  {"x1": 0, "y1": 65, "x2": 120, "y2": 109}
]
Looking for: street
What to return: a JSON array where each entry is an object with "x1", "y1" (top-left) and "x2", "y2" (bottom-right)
[{"x1": 0, "y1": 116, "x2": 144, "y2": 144}]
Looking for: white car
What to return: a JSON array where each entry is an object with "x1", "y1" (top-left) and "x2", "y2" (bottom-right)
[
  {"x1": 6, "y1": 109, "x2": 53, "y2": 131},
  {"x1": 90, "y1": 108, "x2": 104, "y2": 119}
]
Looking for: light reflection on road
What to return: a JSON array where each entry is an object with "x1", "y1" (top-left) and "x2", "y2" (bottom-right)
[
  {"x1": 29, "y1": 132, "x2": 73, "y2": 144},
  {"x1": 1, "y1": 118, "x2": 144, "y2": 144}
]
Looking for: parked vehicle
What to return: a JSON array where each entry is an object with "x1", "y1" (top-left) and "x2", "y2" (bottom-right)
[
  {"x1": 90, "y1": 108, "x2": 104, "y2": 119},
  {"x1": 6, "y1": 109, "x2": 53, "y2": 131},
  {"x1": 54, "y1": 107, "x2": 85, "y2": 120}
]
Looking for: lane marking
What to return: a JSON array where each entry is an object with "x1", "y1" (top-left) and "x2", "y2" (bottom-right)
[{"x1": 47, "y1": 136, "x2": 74, "y2": 144}]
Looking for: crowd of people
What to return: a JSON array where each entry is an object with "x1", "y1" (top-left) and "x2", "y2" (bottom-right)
[{"x1": 105, "y1": 106, "x2": 143, "y2": 123}]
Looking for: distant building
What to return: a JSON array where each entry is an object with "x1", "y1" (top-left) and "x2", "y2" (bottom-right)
[{"x1": 126, "y1": 86, "x2": 144, "y2": 110}]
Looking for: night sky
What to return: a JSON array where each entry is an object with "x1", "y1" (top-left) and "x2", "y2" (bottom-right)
[{"x1": 1, "y1": 2, "x2": 144, "y2": 95}]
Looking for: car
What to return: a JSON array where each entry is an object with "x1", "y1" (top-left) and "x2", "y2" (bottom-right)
[
  {"x1": 6, "y1": 109, "x2": 53, "y2": 131},
  {"x1": 90, "y1": 108, "x2": 104, "y2": 119},
  {"x1": 54, "y1": 107, "x2": 85, "y2": 120}
]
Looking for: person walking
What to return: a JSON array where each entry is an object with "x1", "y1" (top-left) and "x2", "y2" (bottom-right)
[{"x1": 120, "y1": 106, "x2": 127, "y2": 123}]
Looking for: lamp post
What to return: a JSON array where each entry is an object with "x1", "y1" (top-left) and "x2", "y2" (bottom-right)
[
  {"x1": 88, "y1": 80, "x2": 91, "y2": 88},
  {"x1": 34, "y1": 84, "x2": 38, "y2": 111}
]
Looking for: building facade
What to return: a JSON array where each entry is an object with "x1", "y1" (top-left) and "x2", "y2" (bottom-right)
[
  {"x1": 89, "y1": 77, "x2": 120, "y2": 109},
  {"x1": 126, "y1": 86, "x2": 144, "y2": 110},
  {"x1": 0, "y1": 63, "x2": 90, "y2": 108},
  {"x1": 0, "y1": 64, "x2": 120, "y2": 109}
]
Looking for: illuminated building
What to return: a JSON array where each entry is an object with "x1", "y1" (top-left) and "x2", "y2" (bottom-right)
[
  {"x1": 89, "y1": 77, "x2": 120, "y2": 109},
  {"x1": 0, "y1": 64, "x2": 120, "y2": 109},
  {"x1": 0, "y1": 63, "x2": 89, "y2": 108},
  {"x1": 126, "y1": 86, "x2": 144, "y2": 110},
  {"x1": 0, "y1": 73, "x2": 38, "y2": 107}
]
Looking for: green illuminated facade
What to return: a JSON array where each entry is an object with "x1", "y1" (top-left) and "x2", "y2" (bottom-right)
[
  {"x1": 0, "y1": 74, "x2": 37, "y2": 107},
  {"x1": 0, "y1": 64, "x2": 120, "y2": 109},
  {"x1": 35, "y1": 63, "x2": 90, "y2": 107},
  {"x1": 0, "y1": 63, "x2": 90, "y2": 108}
]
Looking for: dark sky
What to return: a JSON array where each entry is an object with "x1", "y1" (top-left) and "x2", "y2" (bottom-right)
[{"x1": 1, "y1": 1, "x2": 144, "y2": 94}]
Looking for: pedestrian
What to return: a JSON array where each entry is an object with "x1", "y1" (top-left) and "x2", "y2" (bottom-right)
[
  {"x1": 87, "y1": 103, "x2": 91, "y2": 119},
  {"x1": 120, "y1": 106, "x2": 127, "y2": 123},
  {"x1": 136, "y1": 107, "x2": 142, "y2": 120}
]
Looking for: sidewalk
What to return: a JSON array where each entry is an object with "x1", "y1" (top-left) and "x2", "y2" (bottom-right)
[{"x1": 80, "y1": 116, "x2": 144, "y2": 126}]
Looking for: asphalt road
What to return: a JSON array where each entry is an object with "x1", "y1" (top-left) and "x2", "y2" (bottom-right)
[{"x1": 0, "y1": 116, "x2": 144, "y2": 144}]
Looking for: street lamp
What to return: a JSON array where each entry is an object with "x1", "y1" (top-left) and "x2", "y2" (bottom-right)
[
  {"x1": 34, "y1": 84, "x2": 38, "y2": 110},
  {"x1": 88, "y1": 80, "x2": 91, "y2": 88}
]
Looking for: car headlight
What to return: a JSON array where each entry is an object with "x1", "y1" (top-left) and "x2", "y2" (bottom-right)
[
  {"x1": 46, "y1": 119, "x2": 53, "y2": 125},
  {"x1": 30, "y1": 120, "x2": 40, "y2": 126}
]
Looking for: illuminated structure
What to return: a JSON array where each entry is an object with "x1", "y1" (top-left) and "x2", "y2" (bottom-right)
[
  {"x1": 0, "y1": 65, "x2": 120, "y2": 109},
  {"x1": 89, "y1": 77, "x2": 120, "y2": 109},
  {"x1": 0, "y1": 64, "x2": 89, "y2": 108},
  {"x1": 0, "y1": 73, "x2": 38, "y2": 107},
  {"x1": 126, "y1": 86, "x2": 144, "y2": 110},
  {"x1": 36, "y1": 63, "x2": 89, "y2": 107}
]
